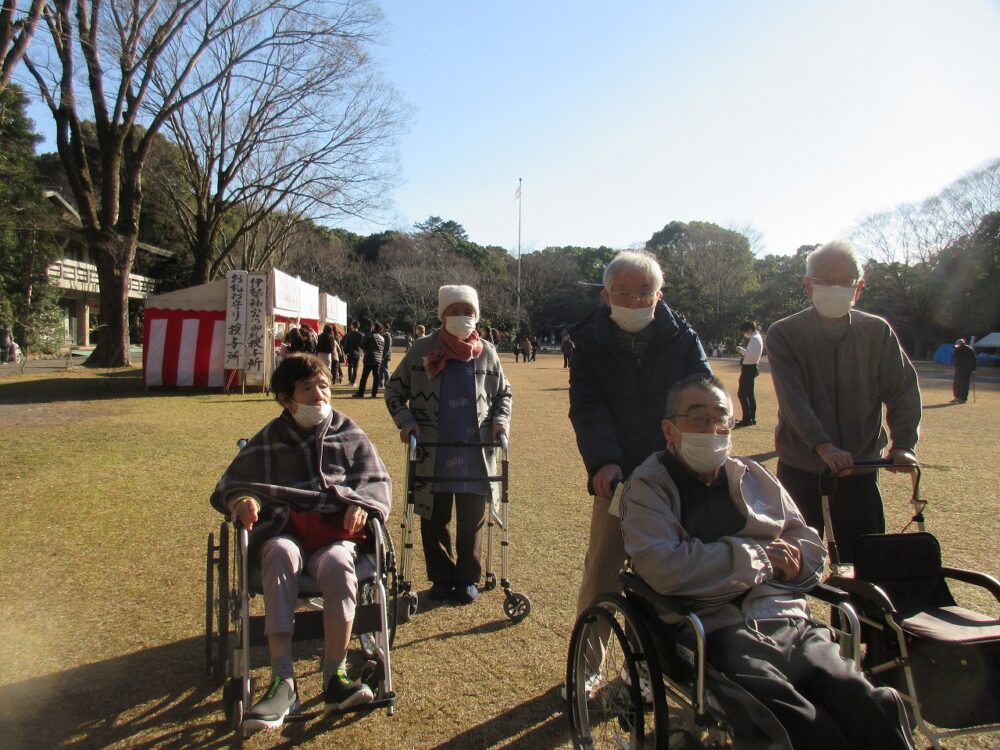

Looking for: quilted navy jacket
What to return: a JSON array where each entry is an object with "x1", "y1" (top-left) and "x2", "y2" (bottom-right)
[{"x1": 569, "y1": 301, "x2": 711, "y2": 495}]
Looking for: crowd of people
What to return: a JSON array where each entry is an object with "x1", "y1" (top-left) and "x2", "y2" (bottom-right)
[{"x1": 214, "y1": 241, "x2": 925, "y2": 746}]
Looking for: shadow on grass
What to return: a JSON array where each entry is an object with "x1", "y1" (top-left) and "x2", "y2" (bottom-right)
[
  {"x1": 0, "y1": 636, "x2": 235, "y2": 750},
  {"x1": 747, "y1": 450, "x2": 779, "y2": 463},
  {"x1": 0, "y1": 370, "x2": 266, "y2": 405},
  {"x1": 394, "y1": 617, "x2": 520, "y2": 652},
  {"x1": 427, "y1": 685, "x2": 567, "y2": 750},
  {"x1": 923, "y1": 402, "x2": 959, "y2": 410}
]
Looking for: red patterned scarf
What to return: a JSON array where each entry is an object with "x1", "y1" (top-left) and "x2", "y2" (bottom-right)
[{"x1": 423, "y1": 329, "x2": 484, "y2": 379}]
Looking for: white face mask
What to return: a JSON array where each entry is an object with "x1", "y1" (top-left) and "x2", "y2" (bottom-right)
[
  {"x1": 445, "y1": 315, "x2": 477, "y2": 339},
  {"x1": 290, "y1": 401, "x2": 331, "y2": 429},
  {"x1": 609, "y1": 304, "x2": 656, "y2": 333},
  {"x1": 677, "y1": 431, "x2": 731, "y2": 473},
  {"x1": 811, "y1": 285, "x2": 856, "y2": 319}
]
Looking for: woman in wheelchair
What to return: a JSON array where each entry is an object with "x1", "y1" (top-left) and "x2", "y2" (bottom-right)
[
  {"x1": 211, "y1": 354, "x2": 392, "y2": 731},
  {"x1": 617, "y1": 374, "x2": 914, "y2": 749}
]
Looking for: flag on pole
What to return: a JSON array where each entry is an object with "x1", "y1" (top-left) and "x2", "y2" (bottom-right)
[{"x1": 514, "y1": 183, "x2": 521, "y2": 200}]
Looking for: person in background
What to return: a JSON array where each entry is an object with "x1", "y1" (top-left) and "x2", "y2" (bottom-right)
[
  {"x1": 211, "y1": 354, "x2": 391, "y2": 728},
  {"x1": 385, "y1": 285, "x2": 512, "y2": 605},
  {"x1": 302, "y1": 325, "x2": 318, "y2": 354},
  {"x1": 316, "y1": 324, "x2": 335, "y2": 371},
  {"x1": 378, "y1": 323, "x2": 393, "y2": 387},
  {"x1": 285, "y1": 327, "x2": 305, "y2": 355},
  {"x1": 561, "y1": 332, "x2": 575, "y2": 368},
  {"x1": 568, "y1": 249, "x2": 710, "y2": 678},
  {"x1": 341, "y1": 321, "x2": 364, "y2": 386},
  {"x1": 352, "y1": 321, "x2": 386, "y2": 399},
  {"x1": 951, "y1": 338, "x2": 977, "y2": 404},
  {"x1": 735, "y1": 320, "x2": 763, "y2": 427},
  {"x1": 0, "y1": 324, "x2": 12, "y2": 364},
  {"x1": 766, "y1": 240, "x2": 920, "y2": 563},
  {"x1": 331, "y1": 331, "x2": 345, "y2": 384},
  {"x1": 620, "y1": 374, "x2": 915, "y2": 750}
]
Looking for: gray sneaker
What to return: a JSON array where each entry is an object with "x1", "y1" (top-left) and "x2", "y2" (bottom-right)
[{"x1": 243, "y1": 677, "x2": 301, "y2": 731}]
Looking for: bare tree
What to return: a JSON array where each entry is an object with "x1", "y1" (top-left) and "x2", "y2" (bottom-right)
[
  {"x1": 0, "y1": 0, "x2": 44, "y2": 91},
  {"x1": 154, "y1": 0, "x2": 405, "y2": 285},
  {"x1": 21, "y1": 0, "x2": 362, "y2": 366},
  {"x1": 381, "y1": 233, "x2": 477, "y2": 327}
]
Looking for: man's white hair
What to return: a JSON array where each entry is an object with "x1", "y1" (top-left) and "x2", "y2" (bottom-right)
[
  {"x1": 806, "y1": 240, "x2": 864, "y2": 280},
  {"x1": 603, "y1": 250, "x2": 664, "y2": 290}
]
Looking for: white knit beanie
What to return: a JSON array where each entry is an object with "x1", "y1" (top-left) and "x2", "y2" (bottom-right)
[{"x1": 438, "y1": 284, "x2": 480, "y2": 321}]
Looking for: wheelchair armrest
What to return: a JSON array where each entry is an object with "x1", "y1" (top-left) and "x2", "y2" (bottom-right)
[
  {"x1": 942, "y1": 567, "x2": 1000, "y2": 604},
  {"x1": 619, "y1": 571, "x2": 702, "y2": 616},
  {"x1": 808, "y1": 581, "x2": 852, "y2": 606},
  {"x1": 826, "y1": 575, "x2": 897, "y2": 617}
]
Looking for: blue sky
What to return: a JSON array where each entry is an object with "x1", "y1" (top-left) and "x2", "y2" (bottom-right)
[
  {"x1": 25, "y1": 0, "x2": 1000, "y2": 257},
  {"x1": 354, "y1": 0, "x2": 1000, "y2": 255}
]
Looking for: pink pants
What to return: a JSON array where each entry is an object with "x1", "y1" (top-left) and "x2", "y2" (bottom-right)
[{"x1": 259, "y1": 535, "x2": 358, "y2": 635}]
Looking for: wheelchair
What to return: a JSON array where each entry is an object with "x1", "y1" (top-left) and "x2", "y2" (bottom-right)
[
  {"x1": 565, "y1": 570, "x2": 860, "y2": 750},
  {"x1": 205, "y1": 510, "x2": 399, "y2": 737},
  {"x1": 821, "y1": 460, "x2": 1000, "y2": 749},
  {"x1": 566, "y1": 570, "x2": 863, "y2": 749}
]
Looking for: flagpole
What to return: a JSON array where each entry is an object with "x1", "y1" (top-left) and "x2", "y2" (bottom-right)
[{"x1": 516, "y1": 177, "x2": 522, "y2": 331}]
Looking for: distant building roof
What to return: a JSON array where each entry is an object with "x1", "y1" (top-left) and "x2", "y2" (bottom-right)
[{"x1": 43, "y1": 191, "x2": 174, "y2": 258}]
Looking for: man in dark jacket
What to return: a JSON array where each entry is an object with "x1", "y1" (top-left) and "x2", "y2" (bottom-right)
[
  {"x1": 341, "y1": 321, "x2": 364, "y2": 385},
  {"x1": 352, "y1": 321, "x2": 386, "y2": 399},
  {"x1": 951, "y1": 338, "x2": 977, "y2": 404},
  {"x1": 569, "y1": 249, "x2": 710, "y2": 671}
]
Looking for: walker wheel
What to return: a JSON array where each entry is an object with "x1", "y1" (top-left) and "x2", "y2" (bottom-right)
[
  {"x1": 398, "y1": 592, "x2": 418, "y2": 623},
  {"x1": 503, "y1": 592, "x2": 531, "y2": 623},
  {"x1": 483, "y1": 572, "x2": 497, "y2": 591}
]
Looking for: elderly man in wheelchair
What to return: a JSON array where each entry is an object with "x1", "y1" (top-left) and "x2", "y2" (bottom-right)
[
  {"x1": 602, "y1": 374, "x2": 915, "y2": 749},
  {"x1": 210, "y1": 353, "x2": 392, "y2": 732}
]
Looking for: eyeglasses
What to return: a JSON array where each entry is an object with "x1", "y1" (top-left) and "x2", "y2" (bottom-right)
[
  {"x1": 608, "y1": 290, "x2": 657, "y2": 305},
  {"x1": 669, "y1": 407, "x2": 735, "y2": 431},
  {"x1": 809, "y1": 276, "x2": 858, "y2": 288}
]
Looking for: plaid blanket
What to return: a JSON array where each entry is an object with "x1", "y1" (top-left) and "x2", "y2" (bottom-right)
[{"x1": 210, "y1": 409, "x2": 392, "y2": 552}]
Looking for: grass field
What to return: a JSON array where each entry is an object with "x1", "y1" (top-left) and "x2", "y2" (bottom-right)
[{"x1": 0, "y1": 355, "x2": 997, "y2": 749}]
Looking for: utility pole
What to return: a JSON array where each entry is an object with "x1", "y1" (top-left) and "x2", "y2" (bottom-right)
[{"x1": 516, "y1": 177, "x2": 522, "y2": 331}]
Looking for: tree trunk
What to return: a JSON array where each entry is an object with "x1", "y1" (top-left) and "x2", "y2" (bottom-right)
[{"x1": 85, "y1": 231, "x2": 135, "y2": 368}]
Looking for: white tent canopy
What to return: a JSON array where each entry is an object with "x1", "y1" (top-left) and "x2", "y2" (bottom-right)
[
  {"x1": 270, "y1": 268, "x2": 320, "y2": 322},
  {"x1": 144, "y1": 278, "x2": 227, "y2": 312},
  {"x1": 973, "y1": 332, "x2": 1000, "y2": 349},
  {"x1": 321, "y1": 293, "x2": 348, "y2": 326}
]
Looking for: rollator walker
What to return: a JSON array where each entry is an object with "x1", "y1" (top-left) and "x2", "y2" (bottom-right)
[
  {"x1": 396, "y1": 433, "x2": 531, "y2": 623},
  {"x1": 822, "y1": 459, "x2": 1000, "y2": 749}
]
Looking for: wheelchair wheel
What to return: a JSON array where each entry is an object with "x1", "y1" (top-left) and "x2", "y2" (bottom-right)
[
  {"x1": 566, "y1": 596, "x2": 669, "y2": 750},
  {"x1": 206, "y1": 523, "x2": 231, "y2": 683}
]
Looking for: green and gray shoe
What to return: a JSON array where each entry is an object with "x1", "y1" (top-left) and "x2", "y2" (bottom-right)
[{"x1": 243, "y1": 677, "x2": 301, "y2": 731}]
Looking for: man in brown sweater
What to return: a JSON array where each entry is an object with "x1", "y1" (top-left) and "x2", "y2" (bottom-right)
[{"x1": 765, "y1": 240, "x2": 921, "y2": 564}]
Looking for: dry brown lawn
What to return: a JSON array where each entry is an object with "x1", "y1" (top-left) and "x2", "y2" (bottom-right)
[{"x1": 0, "y1": 355, "x2": 997, "y2": 749}]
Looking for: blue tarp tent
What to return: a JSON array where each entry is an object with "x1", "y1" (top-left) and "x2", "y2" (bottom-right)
[{"x1": 933, "y1": 344, "x2": 954, "y2": 365}]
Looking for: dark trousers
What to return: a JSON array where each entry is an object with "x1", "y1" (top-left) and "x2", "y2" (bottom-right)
[
  {"x1": 420, "y1": 492, "x2": 488, "y2": 585},
  {"x1": 563, "y1": 353, "x2": 571, "y2": 368},
  {"x1": 953, "y1": 369, "x2": 973, "y2": 401},
  {"x1": 777, "y1": 461, "x2": 883, "y2": 564},
  {"x1": 737, "y1": 364, "x2": 759, "y2": 421},
  {"x1": 705, "y1": 619, "x2": 911, "y2": 750},
  {"x1": 355, "y1": 359, "x2": 381, "y2": 397},
  {"x1": 346, "y1": 356, "x2": 360, "y2": 384},
  {"x1": 379, "y1": 358, "x2": 391, "y2": 386}
]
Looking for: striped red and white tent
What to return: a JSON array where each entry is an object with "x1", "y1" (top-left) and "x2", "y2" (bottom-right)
[
  {"x1": 143, "y1": 270, "x2": 344, "y2": 388},
  {"x1": 143, "y1": 279, "x2": 227, "y2": 387}
]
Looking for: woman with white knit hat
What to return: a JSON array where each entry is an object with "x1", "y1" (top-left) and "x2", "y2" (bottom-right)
[{"x1": 384, "y1": 285, "x2": 512, "y2": 604}]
